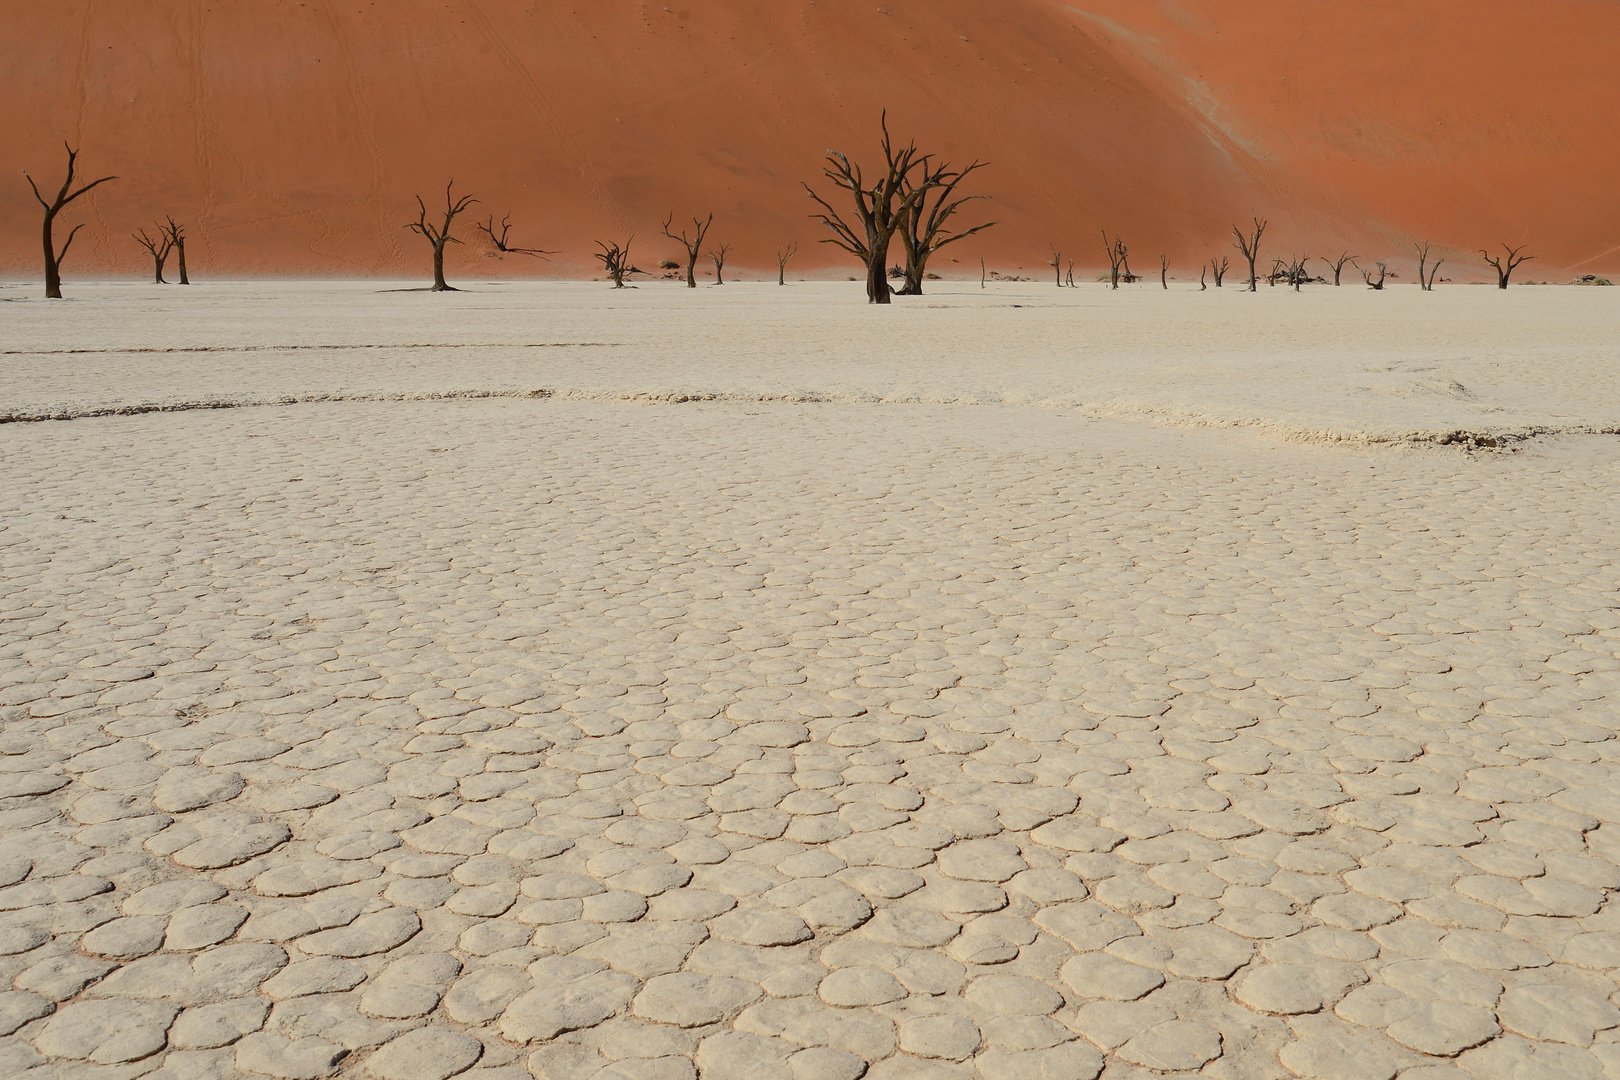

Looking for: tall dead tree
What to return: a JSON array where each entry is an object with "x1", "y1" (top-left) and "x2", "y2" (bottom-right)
[
  {"x1": 1324, "y1": 252, "x2": 1357, "y2": 286},
  {"x1": 895, "y1": 158, "x2": 993, "y2": 295},
  {"x1": 132, "y1": 226, "x2": 173, "y2": 284},
  {"x1": 162, "y1": 217, "x2": 189, "y2": 284},
  {"x1": 1209, "y1": 256, "x2": 1229, "y2": 288},
  {"x1": 1362, "y1": 262, "x2": 1387, "y2": 290},
  {"x1": 776, "y1": 243, "x2": 798, "y2": 286},
  {"x1": 663, "y1": 213, "x2": 713, "y2": 289},
  {"x1": 1481, "y1": 244, "x2": 1531, "y2": 289},
  {"x1": 804, "y1": 113, "x2": 933, "y2": 304},
  {"x1": 406, "y1": 182, "x2": 477, "y2": 291},
  {"x1": 707, "y1": 242, "x2": 731, "y2": 285},
  {"x1": 1160, "y1": 254, "x2": 1169, "y2": 290},
  {"x1": 594, "y1": 239, "x2": 639, "y2": 288},
  {"x1": 1233, "y1": 214, "x2": 1267, "y2": 292},
  {"x1": 1284, "y1": 255, "x2": 1311, "y2": 291},
  {"x1": 477, "y1": 214, "x2": 553, "y2": 259},
  {"x1": 1103, "y1": 232, "x2": 1127, "y2": 289},
  {"x1": 1415, "y1": 242, "x2": 1445, "y2": 290},
  {"x1": 24, "y1": 143, "x2": 117, "y2": 299}
]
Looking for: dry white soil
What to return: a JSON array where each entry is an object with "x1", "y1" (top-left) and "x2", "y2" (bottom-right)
[{"x1": 2, "y1": 280, "x2": 1620, "y2": 1080}]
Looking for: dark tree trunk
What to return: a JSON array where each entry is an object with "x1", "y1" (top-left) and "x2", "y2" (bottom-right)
[
  {"x1": 43, "y1": 216, "x2": 61, "y2": 300},
  {"x1": 867, "y1": 244, "x2": 892, "y2": 304},
  {"x1": 175, "y1": 239, "x2": 188, "y2": 285},
  {"x1": 432, "y1": 242, "x2": 449, "y2": 291}
]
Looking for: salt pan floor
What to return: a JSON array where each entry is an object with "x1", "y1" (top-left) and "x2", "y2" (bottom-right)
[{"x1": 3, "y1": 282, "x2": 1620, "y2": 1080}]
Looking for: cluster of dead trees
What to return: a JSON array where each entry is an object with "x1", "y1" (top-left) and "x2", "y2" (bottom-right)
[
  {"x1": 804, "y1": 113, "x2": 995, "y2": 303},
  {"x1": 1062, "y1": 214, "x2": 1538, "y2": 294}
]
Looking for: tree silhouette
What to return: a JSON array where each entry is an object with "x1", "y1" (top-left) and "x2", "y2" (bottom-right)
[
  {"x1": 1480, "y1": 244, "x2": 1532, "y2": 289},
  {"x1": 663, "y1": 213, "x2": 713, "y2": 289},
  {"x1": 895, "y1": 158, "x2": 993, "y2": 295},
  {"x1": 24, "y1": 143, "x2": 117, "y2": 299},
  {"x1": 1233, "y1": 215, "x2": 1267, "y2": 292},
  {"x1": 776, "y1": 243, "x2": 798, "y2": 286},
  {"x1": 477, "y1": 214, "x2": 553, "y2": 259},
  {"x1": 132, "y1": 226, "x2": 173, "y2": 284},
  {"x1": 162, "y1": 217, "x2": 190, "y2": 284},
  {"x1": 406, "y1": 182, "x2": 477, "y2": 291},
  {"x1": 804, "y1": 113, "x2": 935, "y2": 304}
]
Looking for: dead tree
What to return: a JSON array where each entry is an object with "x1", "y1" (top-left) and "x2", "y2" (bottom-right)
[
  {"x1": 1210, "y1": 256, "x2": 1229, "y2": 287},
  {"x1": 1233, "y1": 214, "x2": 1268, "y2": 292},
  {"x1": 1102, "y1": 232, "x2": 1127, "y2": 289},
  {"x1": 594, "y1": 239, "x2": 640, "y2": 288},
  {"x1": 1362, "y1": 262, "x2": 1387, "y2": 290},
  {"x1": 707, "y1": 242, "x2": 731, "y2": 285},
  {"x1": 406, "y1": 181, "x2": 477, "y2": 291},
  {"x1": 162, "y1": 217, "x2": 189, "y2": 284},
  {"x1": 1160, "y1": 254, "x2": 1169, "y2": 290},
  {"x1": 476, "y1": 214, "x2": 553, "y2": 259},
  {"x1": 1324, "y1": 252, "x2": 1357, "y2": 286},
  {"x1": 133, "y1": 226, "x2": 173, "y2": 284},
  {"x1": 1200, "y1": 265, "x2": 1207, "y2": 291},
  {"x1": 1415, "y1": 242, "x2": 1445, "y2": 290},
  {"x1": 776, "y1": 243, "x2": 798, "y2": 286},
  {"x1": 663, "y1": 213, "x2": 713, "y2": 289},
  {"x1": 804, "y1": 113, "x2": 934, "y2": 304},
  {"x1": 1481, "y1": 244, "x2": 1531, "y2": 289},
  {"x1": 980, "y1": 257, "x2": 987, "y2": 289},
  {"x1": 24, "y1": 143, "x2": 118, "y2": 299},
  {"x1": 895, "y1": 158, "x2": 993, "y2": 295},
  {"x1": 1065, "y1": 261, "x2": 1075, "y2": 288},
  {"x1": 1284, "y1": 254, "x2": 1311, "y2": 291},
  {"x1": 1049, "y1": 245, "x2": 1063, "y2": 287},
  {"x1": 1268, "y1": 259, "x2": 1288, "y2": 287}
]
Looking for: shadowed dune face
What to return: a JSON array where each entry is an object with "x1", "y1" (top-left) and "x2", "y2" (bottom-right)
[{"x1": 3, "y1": 1, "x2": 1615, "y2": 279}]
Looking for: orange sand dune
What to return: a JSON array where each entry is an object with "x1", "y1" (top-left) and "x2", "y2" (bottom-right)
[{"x1": 2, "y1": 1, "x2": 1615, "y2": 281}]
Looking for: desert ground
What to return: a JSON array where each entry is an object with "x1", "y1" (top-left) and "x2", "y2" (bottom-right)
[{"x1": 3, "y1": 280, "x2": 1620, "y2": 1080}]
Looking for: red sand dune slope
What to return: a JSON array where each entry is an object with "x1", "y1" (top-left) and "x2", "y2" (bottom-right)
[{"x1": 2, "y1": 1, "x2": 1616, "y2": 279}]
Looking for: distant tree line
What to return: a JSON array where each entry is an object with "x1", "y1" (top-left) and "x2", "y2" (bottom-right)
[{"x1": 20, "y1": 133, "x2": 1558, "y2": 300}]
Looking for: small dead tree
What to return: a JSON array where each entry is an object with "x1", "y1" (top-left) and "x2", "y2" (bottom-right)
[
  {"x1": 895, "y1": 158, "x2": 993, "y2": 295},
  {"x1": 476, "y1": 214, "x2": 553, "y2": 259},
  {"x1": 1481, "y1": 244, "x2": 1531, "y2": 289},
  {"x1": 1362, "y1": 262, "x2": 1387, "y2": 290},
  {"x1": 162, "y1": 217, "x2": 189, "y2": 284},
  {"x1": 1267, "y1": 259, "x2": 1288, "y2": 287},
  {"x1": 406, "y1": 181, "x2": 477, "y2": 291},
  {"x1": 663, "y1": 213, "x2": 713, "y2": 289},
  {"x1": 1160, "y1": 254, "x2": 1169, "y2": 290},
  {"x1": 1233, "y1": 214, "x2": 1268, "y2": 292},
  {"x1": 707, "y1": 242, "x2": 731, "y2": 285},
  {"x1": 1210, "y1": 256, "x2": 1229, "y2": 287},
  {"x1": 980, "y1": 257, "x2": 986, "y2": 289},
  {"x1": 133, "y1": 226, "x2": 173, "y2": 284},
  {"x1": 1103, "y1": 231, "x2": 1127, "y2": 289},
  {"x1": 1065, "y1": 261, "x2": 1075, "y2": 288},
  {"x1": 776, "y1": 243, "x2": 798, "y2": 285},
  {"x1": 24, "y1": 143, "x2": 118, "y2": 299},
  {"x1": 1324, "y1": 252, "x2": 1357, "y2": 286},
  {"x1": 1200, "y1": 265, "x2": 1208, "y2": 291},
  {"x1": 804, "y1": 113, "x2": 933, "y2": 304},
  {"x1": 594, "y1": 239, "x2": 640, "y2": 288},
  {"x1": 1049, "y1": 245, "x2": 1063, "y2": 287}
]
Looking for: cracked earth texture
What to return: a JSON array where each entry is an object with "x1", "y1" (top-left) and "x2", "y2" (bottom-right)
[{"x1": 3, "y1": 284, "x2": 1620, "y2": 1080}]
